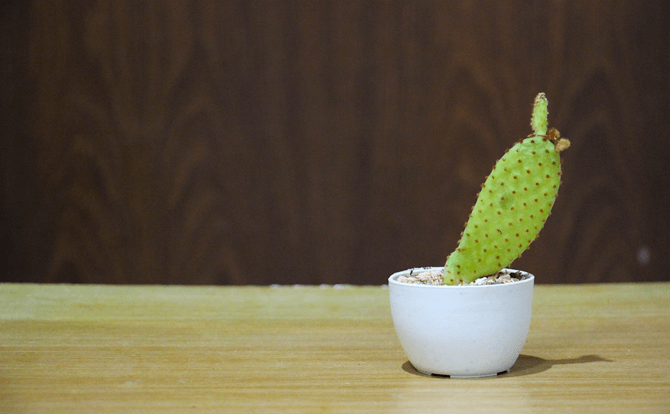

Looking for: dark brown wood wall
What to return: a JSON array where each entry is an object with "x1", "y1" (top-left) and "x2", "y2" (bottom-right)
[{"x1": 2, "y1": 1, "x2": 669, "y2": 285}]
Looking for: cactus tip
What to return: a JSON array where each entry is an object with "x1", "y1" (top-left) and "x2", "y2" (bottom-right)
[{"x1": 531, "y1": 93, "x2": 549, "y2": 136}]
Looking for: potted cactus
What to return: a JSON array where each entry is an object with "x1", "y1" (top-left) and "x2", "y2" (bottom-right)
[{"x1": 388, "y1": 93, "x2": 570, "y2": 378}]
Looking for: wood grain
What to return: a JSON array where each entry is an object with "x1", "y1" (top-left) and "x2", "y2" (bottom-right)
[
  {"x1": 1, "y1": 0, "x2": 668, "y2": 284},
  {"x1": 1, "y1": 282, "x2": 669, "y2": 413}
]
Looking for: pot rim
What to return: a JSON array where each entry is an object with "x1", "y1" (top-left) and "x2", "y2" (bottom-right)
[{"x1": 388, "y1": 267, "x2": 534, "y2": 289}]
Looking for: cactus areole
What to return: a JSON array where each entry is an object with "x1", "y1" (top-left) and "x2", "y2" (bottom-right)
[{"x1": 443, "y1": 93, "x2": 570, "y2": 285}]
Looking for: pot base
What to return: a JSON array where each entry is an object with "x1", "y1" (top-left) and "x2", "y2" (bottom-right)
[{"x1": 417, "y1": 367, "x2": 509, "y2": 379}]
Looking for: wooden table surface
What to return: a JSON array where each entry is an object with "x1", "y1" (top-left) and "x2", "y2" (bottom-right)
[{"x1": 1, "y1": 282, "x2": 668, "y2": 413}]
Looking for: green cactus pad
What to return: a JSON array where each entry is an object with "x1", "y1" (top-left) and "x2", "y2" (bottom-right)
[{"x1": 443, "y1": 93, "x2": 568, "y2": 285}]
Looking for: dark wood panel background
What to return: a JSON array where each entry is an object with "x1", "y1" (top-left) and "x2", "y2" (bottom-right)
[{"x1": 2, "y1": 0, "x2": 669, "y2": 285}]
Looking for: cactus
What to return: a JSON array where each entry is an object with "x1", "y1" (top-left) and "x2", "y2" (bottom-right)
[{"x1": 443, "y1": 93, "x2": 570, "y2": 285}]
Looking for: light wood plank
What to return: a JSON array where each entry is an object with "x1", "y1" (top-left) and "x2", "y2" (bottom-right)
[{"x1": 1, "y1": 283, "x2": 669, "y2": 413}]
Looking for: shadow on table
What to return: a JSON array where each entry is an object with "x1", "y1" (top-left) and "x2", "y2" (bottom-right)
[{"x1": 402, "y1": 354, "x2": 612, "y2": 379}]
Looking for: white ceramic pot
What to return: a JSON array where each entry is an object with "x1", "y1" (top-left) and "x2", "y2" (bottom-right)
[{"x1": 388, "y1": 267, "x2": 534, "y2": 378}]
